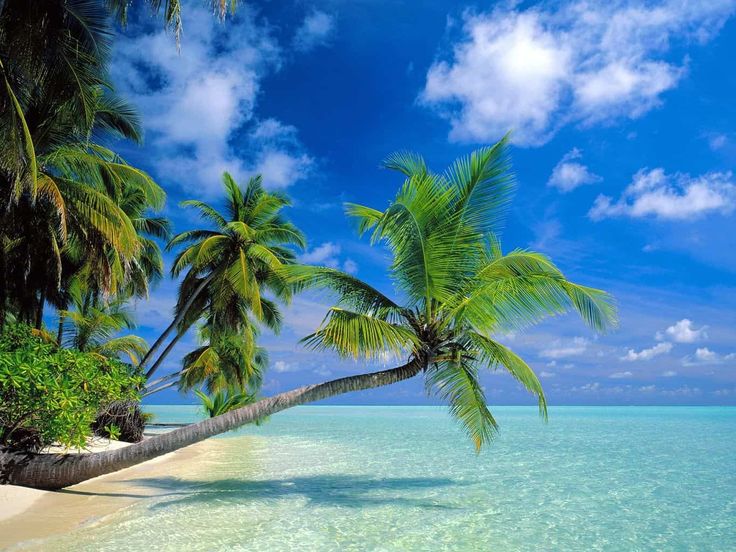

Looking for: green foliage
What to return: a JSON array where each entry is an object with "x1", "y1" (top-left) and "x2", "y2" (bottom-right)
[
  {"x1": 102, "y1": 423, "x2": 121, "y2": 441},
  {"x1": 285, "y1": 138, "x2": 617, "y2": 452},
  {"x1": 194, "y1": 388, "x2": 264, "y2": 421},
  {"x1": 150, "y1": 173, "x2": 304, "y2": 392},
  {"x1": 0, "y1": 0, "x2": 167, "y2": 329},
  {"x1": 0, "y1": 324, "x2": 143, "y2": 450}
]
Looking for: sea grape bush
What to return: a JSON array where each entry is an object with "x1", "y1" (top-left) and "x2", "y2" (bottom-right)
[{"x1": 0, "y1": 324, "x2": 143, "y2": 450}]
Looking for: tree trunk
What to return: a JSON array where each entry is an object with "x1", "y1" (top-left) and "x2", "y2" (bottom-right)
[
  {"x1": 139, "y1": 274, "x2": 214, "y2": 376},
  {"x1": 34, "y1": 290, "x2": 44, "y2": 330},
  {"x1": 144, "y1": 328, "x2": 184, "y2": 381},
  {"x1": 56, "y1": 311, "x2": 64, "y2": 345},
  {"x1": 0, "y1": 360, "x2": 423, "y2": 490}
]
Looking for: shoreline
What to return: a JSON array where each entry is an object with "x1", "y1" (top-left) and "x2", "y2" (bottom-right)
[{"x1": 0, "y1": 437, "x2": 216, "y2": 550}]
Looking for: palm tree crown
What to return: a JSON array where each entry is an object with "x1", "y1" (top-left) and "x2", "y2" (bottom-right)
[
  {"x1": 287, "y1": 136, "x2": 617, "y2": 450},
  {"x1": 140, "y1": 173, "x2": 305, "y2": 385}
]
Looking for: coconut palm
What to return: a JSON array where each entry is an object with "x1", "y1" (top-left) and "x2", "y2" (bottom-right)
[
  {"x1": 60, "y1": 297, "x2": 148, "y2": 365},
  {"x1": 0, "y1": 139, "x2": 616, "y2": 489},
  {"x1": 0, "y1": 0, "x2": 165, "y2": 326},
  {"x1": 143, "y1": 321, "x2": 268, "y2": 397},
  {"x1": 140, "y1": 172, "x2": 305, "y2": 380}
]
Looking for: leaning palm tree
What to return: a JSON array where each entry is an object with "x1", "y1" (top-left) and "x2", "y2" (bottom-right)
[
  {"x1": 0, "y1": 139, "x2": 616, "y2": 489},
  {"x1": 140, "y1": 172, "x2": 305, "y2": 380}
]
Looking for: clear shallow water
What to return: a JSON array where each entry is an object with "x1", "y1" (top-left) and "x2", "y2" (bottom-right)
[{"x1": 37, "y1": 406, "x2": 736, "y2": 551}]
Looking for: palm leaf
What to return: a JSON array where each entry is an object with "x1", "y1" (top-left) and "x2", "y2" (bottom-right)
[
  {"x1": 302, "y1": 308, "x2": 416, "y2": 360},
  {"x1": 426, "y1": 360, "x2": 498, "y2": 451}
]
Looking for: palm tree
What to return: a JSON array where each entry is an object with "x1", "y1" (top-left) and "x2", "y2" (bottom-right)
[
  {"x1": 140, "y1": 173, "x2": 305, "y2": 381},
  {"x1": 0, "y1": 140, "x2": 616, "y2": 489},
  {"x1": 0, "y1": 0, "x2": 166, "y2": 327},
  {"x1": 144, "y1": 321, "x2": 268, "y2": 397},
  {"x1": 60, "y1": 298, "x2": 148, "y2": 365}
]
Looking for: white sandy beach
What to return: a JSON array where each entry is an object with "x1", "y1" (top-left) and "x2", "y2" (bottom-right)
[{"x1": 0, "y1": 437, "x2": 214, "y2": 550}]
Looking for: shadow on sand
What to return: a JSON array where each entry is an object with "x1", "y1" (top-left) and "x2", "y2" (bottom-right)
[{"x1": 60, "y1": 474, "x2": 466, "y2": 510}]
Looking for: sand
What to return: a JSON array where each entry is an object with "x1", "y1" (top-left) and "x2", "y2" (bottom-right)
[{"x1": 0, "y1": 436, "x2": 213, "y2": 550}]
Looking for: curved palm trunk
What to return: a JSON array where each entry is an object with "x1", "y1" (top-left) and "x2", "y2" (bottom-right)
[
  {"x1": 0, "y1": 360, "x2": 422, "y2": 490},
  {"x1": 139, "y1": 274, "x2": 214, "y2": 377},
  {"x1": 144, "y1": 329, "x2": 185, "y2": 381}
]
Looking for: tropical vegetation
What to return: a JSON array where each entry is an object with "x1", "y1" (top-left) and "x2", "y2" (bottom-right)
[
  {"x1": 0, "y1": 0, "x2": 617, "y2": 492},
  {"x1": 0, "y1": 138, "x2": 616, "y2": 489},
  {"x1": 0, "y1": 323, "x2": 142, "y2": 450}
]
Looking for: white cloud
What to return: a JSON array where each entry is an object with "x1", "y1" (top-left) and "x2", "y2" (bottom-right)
[
  {"x1": 621, "y1": 342, "x2": 673, "y2": 361},
  {"x1": 273, "y1": 360, "x2": 301, "y2": 373},
  {"x1": 299, "y1": 242, "x2": 342, "y2": 267},
  {"x1": 112, "y1": 6, "x2": 312, "y2": 196},
  {"x1": 683, "y1": 347, "x2": 736, "y2": 366},
  {"x1": 421, "y1": 1, "x2": 736, "y2": 145},
  {"x1": 656, "y1": 319, "x2": 708, "y2": 343},
  {"x1": 661, "y1": 370, "x2": 678, "y2": 377},
  {"x1": 298, "y1": 243, "x2": 358, "y2": 274},
  {"x1": 252, "y1": 150, "x2": 313, "y2": 189},
  {"x1": 609, "y1": 371, "x2": 633, "y2": 379},
  {"x1": 708, "y1": 133, "x2": 728, "y2": 151},
  {"x1": 547, "y1": 148, "x2": 601, "y2": 192},
  {"x1": 539, "y1": 337, "x2": 589, "y2": 359},
  {"x1": 539, "y1": 371, "x2": 556, "y2": 378},
  {"x1": 589, "y1": 169, "x2": 736, "y2": 220},
  {"x1": 294, "y1": 11, "x2": 335, "y2": 51}
]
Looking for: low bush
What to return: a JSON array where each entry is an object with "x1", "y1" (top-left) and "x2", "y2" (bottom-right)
[
  {"x1": 0, "y1": 323, "x2": 144, "y2": 450},
  {"x1": 92, "y1": 400, "x2": 147, "y2": 443}
]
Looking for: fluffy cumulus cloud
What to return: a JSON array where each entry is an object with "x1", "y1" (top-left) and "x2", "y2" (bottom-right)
[
  {"x1": 621, "y1": 342, "x2": 673, "y2": 361},
  {"x1": 547, "y1": 148, "x2": 601, "y2": 192},
  {"x1": 589, "y1": 169, "x2": 736, "y2": 220},
  {"x1": 294, "y1": 11, "x2": 336, "y2": 51},
  {"x1": 298, "y1": 242, "x2": 358, "y2": 274},
  {"x1": 421, "y1": 1, "x2": 736, "y2": 145},
  {"x1": 112, "y1": 6, "x2": 312, "y2": 197},
  {"x1": 682, "y1": 347, "x2": 736, "y2": 366},
  {"x1": 656, "y1": 319, "x2": 708, "y2": 343}
]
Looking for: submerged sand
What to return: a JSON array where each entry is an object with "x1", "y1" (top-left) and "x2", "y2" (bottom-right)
[{"x1": 0, "y1": 437, "x2": 215, "y2": 550}]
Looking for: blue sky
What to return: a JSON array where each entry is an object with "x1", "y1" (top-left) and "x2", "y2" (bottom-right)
[{"x1": 109, "y1": 0, "x2": 736, "y2": 406}]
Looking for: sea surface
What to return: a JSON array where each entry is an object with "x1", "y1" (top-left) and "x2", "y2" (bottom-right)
[{"x1": 32, "y1": 406, "x2": 736, "y2": 551}]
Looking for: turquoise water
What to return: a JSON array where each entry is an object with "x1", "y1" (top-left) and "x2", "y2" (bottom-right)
[{"x1": 35, "y1": 406, "x2": 736, "y2": 550}]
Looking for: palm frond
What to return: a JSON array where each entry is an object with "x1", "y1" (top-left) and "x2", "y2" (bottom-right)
[
  {"x1": 426, "y1": 360, "x2": 498, "y2": 451},
  {"x1": 470, "y1": 332, "x2": 547, "y2": 418},
  {"x1": 302, "y1": 308, "x2": 416, "y2": 360}
]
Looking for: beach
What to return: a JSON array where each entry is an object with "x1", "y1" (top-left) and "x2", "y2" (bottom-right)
[{"x1": 0, "y1": 437, "x2": 215, "y2": 550}]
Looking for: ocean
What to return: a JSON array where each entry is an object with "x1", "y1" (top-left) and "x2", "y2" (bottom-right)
[{"x1": 32, "y1": 406, "x2": 736, "y2": 551}]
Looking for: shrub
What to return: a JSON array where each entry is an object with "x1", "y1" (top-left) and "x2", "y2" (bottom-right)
[
  {"x1": 0, "y1": 324, "x2": 144, "y2": 450},
  {"x1": 92, "y1": 400, "x2": 147, "y2": 443}
]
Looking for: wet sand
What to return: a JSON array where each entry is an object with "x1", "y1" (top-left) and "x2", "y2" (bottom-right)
[{"x1": 0, "y1": 439, "x2": 215, "y2": 550}]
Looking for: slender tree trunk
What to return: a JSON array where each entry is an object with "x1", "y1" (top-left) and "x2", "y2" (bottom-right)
[
  {"x1": 144, "y1": 329, "x2": 184, "y2": 381},
  {"x1": 0, "y1": 360, "x2": 423, "y2": 490},
  {"x1": 34, "y1": 290, "x2": 44, "y2": 329},
  {"x1": 56, "y1": 311, "x2": 64, "y2": 345},
  {"x1": 139, "y1": 274, "x2": 214, "y2": 376},
  {"x1": 142, "y1": 379, "x2": 178, "y2": 397}
]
